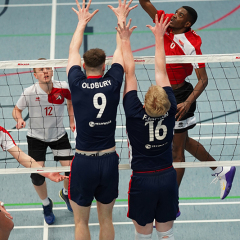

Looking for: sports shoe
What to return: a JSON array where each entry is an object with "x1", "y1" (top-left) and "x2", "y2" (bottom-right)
[
  {"x1": 42, "y1": 198, "x2": 55, "y2": 225},
  {"x1": 59, "y1": 188, "x2": 73, "y2": 212},
  {"x1": 211, "y1": 166, "x2": 236, "y2": 200}
]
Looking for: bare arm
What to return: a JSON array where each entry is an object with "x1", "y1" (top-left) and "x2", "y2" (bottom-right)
[
  {"x1": 147, "y1": 14, "x2": 170, "y2": 87},
  {"x1": 7, "y1": 145, "x2": 68, "y2": 182},
  {"x1": 67, "y1": 99, "x2": 75, "y2": 132},
  {"x1": 117, "y1": 20, "x2": 137, "y2": 97},
  {"x1": 12, "y1": 106, "x2": 26, "y2": 129},
  {"x1": 139, "y1": 0, "x2": 158, "y2": 20},
  {"x1": 108, "y1": 0, "x2": 138, "y2": 66},
  {"x1": 66, "y1": 0, "x2": 99, "y2": 75},
  {"x1": 176, "y1": 67, "x2": 208, "y2": 121}
]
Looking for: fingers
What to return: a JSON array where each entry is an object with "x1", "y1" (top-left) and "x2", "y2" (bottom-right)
[
  {"x1": 72, "y1": 7, "x2": 78, "y2": 14},
  {"x1": 130, "y1": 26, "x2": 137, "y2": 32},
  {"x1": 86, "y1": 0, "x2": 91, "y2": 11},
  {"x1": 155, "y1": 13, "x2": 158, "y2": 24},
  {"x1": 75, "y1": 0, "x2": 81, "y2": 11}
]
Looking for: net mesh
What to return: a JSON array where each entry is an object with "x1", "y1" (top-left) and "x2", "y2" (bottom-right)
[{"x1": 1, "y1": 54, "x2": 240, "y2": 174}]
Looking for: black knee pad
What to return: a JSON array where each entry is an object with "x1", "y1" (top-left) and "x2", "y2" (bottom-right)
[
  {"x1": 65, "y1": 172, "x2": 70, "y2": 177},
  {"x1": 30, "y1": 173, "x2": 45, "y2": 186}
]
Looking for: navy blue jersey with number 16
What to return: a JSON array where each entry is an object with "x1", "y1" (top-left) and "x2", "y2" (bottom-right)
[
  {"x1": 123, "y1": 87, "x2": 177, "y2": 172},
  {"x1": 68, "y1": 63, "x2": 124, "y2": 151}
]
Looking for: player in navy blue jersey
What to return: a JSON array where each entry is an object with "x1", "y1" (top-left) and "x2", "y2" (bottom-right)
[
  {"x1": 119, "y1": 14, "x2": 178, "y2": 240},
  {"x1": 66, "y1": 0, "x2": 137, "y2": 239}
]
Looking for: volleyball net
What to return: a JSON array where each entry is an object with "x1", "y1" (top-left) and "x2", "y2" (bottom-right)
[{"x1": 0, "y1": 54, "x2": 240, "y2": 174}]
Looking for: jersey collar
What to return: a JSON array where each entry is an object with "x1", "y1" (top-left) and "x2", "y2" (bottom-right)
[{"x1": 87, "y1": 75, "x2": 102, "y2": 79}]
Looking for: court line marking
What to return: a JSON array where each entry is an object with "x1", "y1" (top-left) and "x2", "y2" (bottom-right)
[
  {"x1": 43, "y1": 220, "x2": 48, "y2": 240},
  {"x1": 0, "y1": 1, "x2": 230, "y2": 8},
  {"x1": 6, "y1": 201, "x2": 240, "y2": 212},
  {"x1": 12, "y1": 219, "x2": 240, "y2": 230}
]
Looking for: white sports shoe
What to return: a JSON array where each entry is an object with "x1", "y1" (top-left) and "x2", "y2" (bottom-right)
[{"x1": 211, "y1": 166, "x2": 236, "y2": 200}]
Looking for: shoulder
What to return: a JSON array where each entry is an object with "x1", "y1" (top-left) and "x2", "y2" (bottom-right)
[
  {"x1": 21, "y1": 84, "x2": 37, "y2": 95},
  {"x1": 109, "y1": 63, "x2": 124, "y2": 73},
  {"x1": 185, "y1": 29, "x2": 202, "y2": 46}
]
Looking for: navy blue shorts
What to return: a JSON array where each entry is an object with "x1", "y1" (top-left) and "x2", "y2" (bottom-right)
[
  {"x1": 69, "y1": 152, "x2": 119, "y2": 206},
  {"x1": 127, "y1": 167, "x2": 179, "y2": 226}
]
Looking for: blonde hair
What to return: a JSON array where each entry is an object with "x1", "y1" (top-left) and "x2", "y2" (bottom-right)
[
  {"x1": 33, "y1": 58, "x2": 46, "y2": 73},
  {"x1": 144, "y1": 85, "x2": 171, "y2": 117}
]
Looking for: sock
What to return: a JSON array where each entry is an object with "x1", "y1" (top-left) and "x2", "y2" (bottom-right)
[
  {"x1": 156, "y1": 228, "x2": 174, "y2": 240},
  {"x1": 213, "y1": 167, "x2": 223, "y2": 175},
  {"x1": 63, "y1": 188, "x2": 68, "y2": 195},
  {"x1": 42, "y1": 197, "x2": 50, "y2": 206}
]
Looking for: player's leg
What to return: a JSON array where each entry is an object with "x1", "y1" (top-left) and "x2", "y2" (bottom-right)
[
  {"x1": 185, "y1": 134, "x2": 236, "y2": 199},
  {"x1": 70, "y1": 200, "x2": 91, "y2": 240},
  {"x1": 155, "y1": 221, "x2": 174, "y2": 240},
  {"x1": 97, "y1": 200, "x2": 115, "y2": 240},
  {"x1": 0, "y1": 211, "x2": 14, "y2": 240},
  {"x1": 49, "y1": 133, "x2": 74, "y2": 212},
  {"x1": 172, "y1": 131, "x2": 187, "y2": 187},
  {"x1": 27, "y1": 136, "x2": 54, "y2": 224},
  {"x1": 133, "y1": 220, "x2": 153, "y2": 240}
]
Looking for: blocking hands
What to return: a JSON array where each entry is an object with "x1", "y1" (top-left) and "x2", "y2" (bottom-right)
[
  {"x1": 72, "y1": 0, "x2": 99, "y2": 25},
  {"x1": 108, "y1": 0, "x2": 138, "y2": 24},
  {"x1": 147, "y1": 14, "x2": 170, "y2": 37},
  {"x1": 116, "y1": 19, "x2": 137, "y2": 41}
]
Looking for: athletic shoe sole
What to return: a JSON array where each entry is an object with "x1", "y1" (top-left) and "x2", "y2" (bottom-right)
[{"x1": 222, "y1": 166, "x2": 236, "y2": 200}]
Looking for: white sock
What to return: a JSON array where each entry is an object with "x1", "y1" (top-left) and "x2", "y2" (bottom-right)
[
  {"x1": 156, "y1": 228, "x2": 174, "y2": 240},
  {"x1": 135, "y1": 230, "x2": 152, "y2": 240},
  {"x1": 213, "y1": 167, "x2": 223, "y2": 174},
  {"x1": 63, "y1": 188, "x2": 68, "y2": 195},
  {"x1": 42, "y1": 197, "x2": 50, "y2": 206}
]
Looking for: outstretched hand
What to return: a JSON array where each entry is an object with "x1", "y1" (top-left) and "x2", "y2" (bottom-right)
[
  {"x1": 146, "y1": 14, "x2": 170, "y2": 37},
  {"x1": 108, "y1": 0, "x2": 138, "y2": 22},
  {"x1": 72, "y1": 0, "x2": 99, "y2": 25},
  {"x1": 41, "y1": 172, "x2": 69, "y2": 183},
  {"x1": 116, "y1": 19, "x2": 137, "y2": 41}
]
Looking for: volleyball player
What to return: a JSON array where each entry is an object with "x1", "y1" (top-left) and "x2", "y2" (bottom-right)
[
  {"x1": 67, "y1": 0, "x2": 137, "y2": 239},
  {"x1": 119, "y1": 14, "x2": 177, "y2": 240},
  {"x1": 12, "y1": 59, "x2": 75, "y2": 225},
  {"x1": 0, "y1": 126, "x2": 67, "y2": 240},
  {"x1": 139, "y1": 0, "x2": 236, "y2": 201}
]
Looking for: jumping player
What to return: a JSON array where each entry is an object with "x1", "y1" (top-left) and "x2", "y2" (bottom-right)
[
  {"x1": 0, "y1": 126, "x2": 67, "y2": 240},
  {"x1": 12, "y1": 59, "x2": 75, "y2": 225},
  {"x1": 139, "y1": 0, "x2": 236, "y2": 200},
  {"x1": 120, "y1": 14, "x2": 178, "y2": 240},
  {"x1": 66, "y1": 0, "x2": 137, "y2": 239}
]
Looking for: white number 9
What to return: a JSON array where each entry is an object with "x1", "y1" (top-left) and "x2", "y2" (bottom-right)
[{"x1": 93, "y1": 93, "x2": 107, "y2": 118}]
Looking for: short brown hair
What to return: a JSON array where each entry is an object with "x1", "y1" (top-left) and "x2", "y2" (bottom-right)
[
  {"x1": 144, "y1": 85, "x2": 171, "y2": 117},
  {"x1": 83, "y1": 48, "x2": 106, "y2": 69},
  {"x1": 33, "y1": 58, "x2": 46, "y2": 73}
]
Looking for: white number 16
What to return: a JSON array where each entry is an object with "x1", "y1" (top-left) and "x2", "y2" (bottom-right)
[{"x1": 145, "y1": 120, "x2": 167, "y2": 142}]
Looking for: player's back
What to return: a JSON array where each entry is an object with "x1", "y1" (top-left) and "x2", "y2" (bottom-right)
[{"x1": 68, "y1": 63, "x2": 124, "y2": 151}]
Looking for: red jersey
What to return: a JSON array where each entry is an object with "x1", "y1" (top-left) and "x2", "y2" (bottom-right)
[{"x1": 156, "y1": 10, "x2": 205, "y2": 85}]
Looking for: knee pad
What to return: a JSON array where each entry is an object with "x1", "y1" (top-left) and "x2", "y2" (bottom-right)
[
  {"x1": 135, "y1": 230, "x2": 152, "y2": 240},
  {"x1": 30, "y1": 173, "x2": 45, "y2": 186},
  {"x1": 65, "y1": 172, "x2": 70, "y2": 177},
  {"x1": 157, "y1": 228, "x2": 174, "y2": 240}
]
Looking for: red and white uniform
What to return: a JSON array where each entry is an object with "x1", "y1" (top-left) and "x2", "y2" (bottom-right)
[
  {"x1": 156, "y1": 10, "x2": 205, "y2": 85},
  {"x1": 16, "y1": 80, "x2": 71, "y2": 142},
  {"x1": 0, "y1": 126, "x2": 16, "y2": 151}
]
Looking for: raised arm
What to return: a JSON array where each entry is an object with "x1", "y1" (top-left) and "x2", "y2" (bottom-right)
[
  {"x1": 176, "y1": 67, "x2": 208, "y2": 121},
  {"x1": 108, "y1": 0, "x2": 138, "y2": 66},
  {"x1": 67, "y1": 99, "x2": 75, "y2": 132},
  {"x1": 117, "y1": 19, "x2": 137, "y2": 97},
  {"x1": 147, "y1": 14, "x2": 170, "y2": 87},
  {"x1": 66, "y1": 0, "x2": 99, "y2": 75},
  {"x1": 139, "y1": 0, "x2": 158, "y2": 20}
]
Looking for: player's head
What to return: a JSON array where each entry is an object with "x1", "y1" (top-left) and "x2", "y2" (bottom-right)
[
  {"x1": 170, "y1": 6, "x2": 198, "y2": 30},
  {"x1": 33, "y1": 58, "x2": 53, "y2": 84},
  {"x1": 83, "y1": 48, "x2": 106, "y2": 74},
  {"x1": 144, "y1": 85, "x2": 171, "y2": 117}
]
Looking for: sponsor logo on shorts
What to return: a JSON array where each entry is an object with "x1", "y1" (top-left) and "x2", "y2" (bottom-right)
[{"x1": 89, "y1": 120, "x2": 112, "y2": 127}]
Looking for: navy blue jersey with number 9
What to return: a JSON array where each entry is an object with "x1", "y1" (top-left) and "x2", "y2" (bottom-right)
[
  {"x1": 123, "y1": 87, "x2": 177, "y2": 171},
  {"x1": 68, "y1": 64, "x2": 124, "y2": 151}
]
